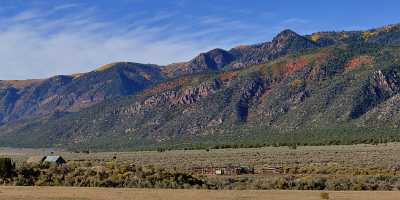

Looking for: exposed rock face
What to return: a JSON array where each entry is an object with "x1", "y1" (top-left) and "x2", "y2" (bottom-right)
[
  {"x1": 359, "y1": 94, "x2": 400, "y2": 128},
  {"x1": 350, "y1": 68, "x2": 400, "y2": 118},
  {"x1": 123, "y1": 79, "x2": 222, "y2": 116},
  {"x1": 236, "y1": 77, "x2": 266, "y2": 122}
]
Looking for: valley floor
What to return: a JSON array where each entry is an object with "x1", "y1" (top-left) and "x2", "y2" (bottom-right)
[
  {"x1": 2, "y1": 143, "x2": 400, "y2": 191},
  {"x1": 3, "y1": 143, "x2": 400, "y2": 170},
  {"x1": 0, "y1": 186, "x2": 400, "y2": 200}
]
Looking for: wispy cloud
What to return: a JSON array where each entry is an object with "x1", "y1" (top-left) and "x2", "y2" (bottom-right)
[
  {"x1": 282, "y1": 18, "x2": 309, "y2": 25},
  {"x1": 10, "y1": 10, "x2": 39, "y2": 22},
  {"x1": 52, "y1": 3, "x2": 79, "y2": 11},
  {"x1": 0, "y1": 5, "x2": 243, "y2": 80},
  {"x1": 0, "y1": 2, "x2": 301, "y2": 80}
]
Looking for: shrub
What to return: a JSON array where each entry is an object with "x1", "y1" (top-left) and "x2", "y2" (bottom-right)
[
  {"x1": 0, "y1": 158, "x2": 16, "y2": 182},
  {"x1": 15, "y1": 164, "x2": 40, "y2": 186}
]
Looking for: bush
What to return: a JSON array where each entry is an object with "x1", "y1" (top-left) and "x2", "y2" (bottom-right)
[
  {"x1": 0, "y1": 158, "x2": 16, "y2": 182},
  {"x1": 15, "y1": 164, "x2": 40, "y2": 186}
]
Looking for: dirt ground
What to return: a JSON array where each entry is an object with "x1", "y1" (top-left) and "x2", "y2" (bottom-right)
[{"x1": 0, "y1": 187, "x2": 400, "y2": 200}]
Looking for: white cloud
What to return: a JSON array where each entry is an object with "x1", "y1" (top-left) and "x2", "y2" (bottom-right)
[
  {"x1": 0, "y1": 3, "x2": 302, "y2": 80},
  {"x1": 282, "y1": 18, "x2": 309, "y2": 25},
  {"x1": 52, "y1": 3, "x2": 79, "y2": 11},
  {"x1": 10, "y1": 10, "x2": 39, "y2": 22},
  {"x1": 0, "y1": 6, "x2": 239, "y2": 80}
]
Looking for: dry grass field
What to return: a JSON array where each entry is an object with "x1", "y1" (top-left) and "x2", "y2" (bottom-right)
[
  {"x1": 1, "y1": 143, "x2": 400, "y2": 171},
  {"x1": 0, "y1": 186, "x2": 400, "y2": 200},
  {"x1": 2, "y1": 143, "x2": 400, "y2": 192}
]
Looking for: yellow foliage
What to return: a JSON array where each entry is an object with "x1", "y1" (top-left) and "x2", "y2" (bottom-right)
[
  {"x1": 271, "y1": 62, "x2": 283, "y2": 79},
  {"x1": 310, "y1": 34, "x2": 321, "y2": 42},
  {"x1": 290, "y1": 79, "x2": 303, "y2": 88},
  {"x1": 361, "y1": 24, "x2": 399, "y2": 40},
  {"x1": 362, "y1": 31, "x2": 377, "y2": 40},
  {"x1": 340, "y1": 32, "x2": 349, "y2": 38}
]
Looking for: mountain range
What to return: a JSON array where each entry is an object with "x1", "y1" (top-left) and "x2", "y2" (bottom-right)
[{"x1": 1, "y1": 24, "x2": 400, "y2": 150}]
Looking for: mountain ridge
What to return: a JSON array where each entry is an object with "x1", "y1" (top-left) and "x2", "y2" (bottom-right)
[
  {"x1": 1, "y1": 23, "x2": 400, "y2": 150},
  {"x1": 0, "y1": 62, "x2": 165, "y2": 123}
]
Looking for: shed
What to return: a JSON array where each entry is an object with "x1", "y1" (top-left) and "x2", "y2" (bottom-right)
[{"x1": 43, "y1": 156, "x2": 66, "y2": 165}]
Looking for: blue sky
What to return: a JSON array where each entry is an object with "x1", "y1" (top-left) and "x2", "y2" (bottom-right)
[{"x1": 1, "y1": 0, "x2": 400, "y2": 80}]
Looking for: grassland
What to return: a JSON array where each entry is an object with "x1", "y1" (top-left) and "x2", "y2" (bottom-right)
[
  {"x1": 2, "y1": 143, "x2": 400, "y2": 171},
  {"x1": 0, "y1": 187, "x2": 400, "y2": 200},
  {"x1": 3, "y1": 143, "x2": 400, "y2": 191}
]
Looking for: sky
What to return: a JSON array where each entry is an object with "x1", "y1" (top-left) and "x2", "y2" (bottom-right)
[{"x1": 1, "y1": 0, "x2": 400, "y2": 80}]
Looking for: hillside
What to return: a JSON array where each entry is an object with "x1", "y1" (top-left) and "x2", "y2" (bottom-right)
[
  {"x1": 1, "y1": 24, "x2": 400, "y2": 150},
  {"x1": 0, "y1": 62, "x2": 164, "y2": 123}
]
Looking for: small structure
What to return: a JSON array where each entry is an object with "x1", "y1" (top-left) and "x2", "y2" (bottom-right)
[
  {"x1": 189, "y1": 165, "x2": 255, "y2": 175},
  {"x1": 43, "y1": 156, "x2": 66, "y2": 165},
  {"x1": 215, "y1": 169, "x2": 224, "y2": 175}
]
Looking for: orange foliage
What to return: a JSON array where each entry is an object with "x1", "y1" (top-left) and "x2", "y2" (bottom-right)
[
  {"x1": 314, "y1": 53, "x2": 328, "y2": 67},
  {"x1": 272, "y1": 57, "x2": 309, "y2": 78},
  {"x1": 270, "y1": 57, "x2": 309, "y2": 80},
  {"x1": 271, "y1": 51, "x2": 330, "y2": 81},
  {"x1": 284, "y1": 57, "x2": 309, "y2": 74},
  {"x1": 218, "y1": 71, "x2": 238, "y2": 81},
  {"x1": 290, "y1": 79, "x2": 304, "y2": 88},
  {"x1": 345, "y1": 55, "x2": 374, "y2": 71}
]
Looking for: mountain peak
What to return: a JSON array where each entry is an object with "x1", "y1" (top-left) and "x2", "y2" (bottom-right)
[
  {"x1": 275, "y1": 29, "x2": 300, "y2": 38},
  {"x1": 94, "y1": 62, "x2": 132, "y2": 72},
  {"x1": 272, "y1": 29, "x2": 303, "y2": 43},
  {"x1": 266, "y1": 28, "x2": 318, "y2": 53},
  {"x1": 190, "y1": 48, "x2": 234, "y2": 70}
]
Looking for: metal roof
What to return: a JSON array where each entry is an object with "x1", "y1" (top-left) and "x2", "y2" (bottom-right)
[{"x1": 43, "y1": 155, "x2": 63, "y2": 162}]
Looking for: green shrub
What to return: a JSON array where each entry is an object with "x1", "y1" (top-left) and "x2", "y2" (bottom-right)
[{"x1": 0, "y1": 158, "x2": 16, "y2": 182}]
